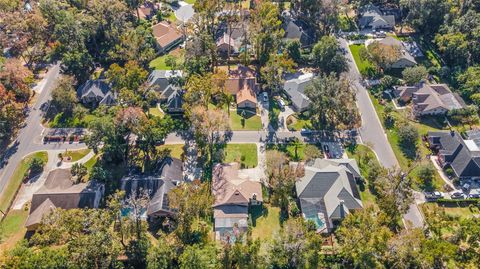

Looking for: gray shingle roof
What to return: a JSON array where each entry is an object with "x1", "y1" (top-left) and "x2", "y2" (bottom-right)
[
  {"x1": 77, "y1": 79, "x2": 115, "y2": 105},
  {"x1": 283, "y1": 74, "x2": 314, "y2": 112},
  {"x1": 295, "y1": 159, "x2": 363, "y2": 230},
  {"x1": 121, "y1": 157, "x2": 183, "y2": 216},
  {"x1": 358, "y1": 4, "x2": 395, "y2": 29}
]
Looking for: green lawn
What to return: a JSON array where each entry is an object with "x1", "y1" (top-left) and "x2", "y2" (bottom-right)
[
  {"x1": 149, "y1": 49, "x2": 184, "y2": 70},
  {"x1": 229, "y1": 109, "x2": 262, "y2": 131},
  {"x1": 266, "y1": 143, "x2": 316, "y2": 161},
  {"x1": 369, "y1": 94, "x2": 446, "y2": 191},
  {"x1": 224, "y1": 144, "x2": 258, "y2": 168},
  {"x1": 148, "y1": 106, "x2": 164, "y2": 118},
  {"x1": 184, "y1": 0, "x2": 196, "y2": 4},
  {"x1": 0, "y1": 152, "x2": 48, "y2": 213},
  {"x1": 158, "y1": 144, "x2": 185, "y2": 160},
  {"x1": 286, "y1": 114, "x2": 312, "y2": 131},
  {"x1": 0, "y1": 209, "x2": 28, "y2": 244},
  {"x1": 346, "y1": 144, "x2": 379, "y2": 208},
  {"x1": 63, "y1": 148, "x2": 91, "y2": 162},
  {"x1": 349, "y1": 44, "x2": 375, "y2": 74},
  {"x1": 269, "y1": 99, "x2": 281, "y2": 129},
  {"x1": 251, "y1": 205, "x2": 281, "y2": 241},
  {"x1": 166, "y1": 11, "x2": 176, "y2": 23},
  {"x1": 421, "y1": 203, "x2": 479, "y2": 220}
]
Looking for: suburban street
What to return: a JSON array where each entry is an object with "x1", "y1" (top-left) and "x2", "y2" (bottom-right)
[
  {"x1": 339, "y1": 37, "x2": 425, "y2": 228},
  {"x1": 338, "y1": 37, "x2": 399, "y2": 169},
  {"x1": 0, "y1": 64, "x2": 84, "y2": 194}
]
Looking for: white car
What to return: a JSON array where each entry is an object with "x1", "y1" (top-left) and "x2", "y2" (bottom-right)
[{"x1": 262, "y1": 92, "x2": 268, "y2": 103}]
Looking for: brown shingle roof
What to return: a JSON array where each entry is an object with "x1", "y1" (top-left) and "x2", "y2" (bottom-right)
[
  {"x1": 236, "y1": 84, "x2": 256, "y2": 105},
  {"x1": 151, "y1": 22, "x2": 182, "y2": 49}
]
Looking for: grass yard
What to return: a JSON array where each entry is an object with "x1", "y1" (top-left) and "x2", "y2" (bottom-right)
[
  {"x1": 62, "y1": 148, "x2": 91, "y2": 162},
  {"x1": 224, "y1": 143, "x2": 258, "y2": 168},
  {"x1": 251, "y1": 205, "x2": 281, "y2": 241},
  {"x1": 149, "y1": 49, "x2": 185, "y2": 70},
  {"x1": 369, "y1": 94, "x2": 446, "y2": 191},
  {"x1": 0, "y1": 152, "x2": 48, "y2": 213},
  {"x1": 346, "y1": 144, "x2": 379, "y2": 208},
  {"x1": 0, "y1": 209, "x2": 28, "y2": 251},
  {"x1": 266, "y1": 142, "x2": 316, "y2": 161},
  {"x1": 184, "y1": 0, "x2": 196, "y2": 4},
  {"x1": 286, "y1": 114, "x2": 312, "y2": 131},
  {"x1": 421, "y1": 203, "x2": 479, "y2": 220},
  {"x1": 349, "y1": 44, "x2": 375, "y2": 74},
  {"x1": 158, "y1": 144, "x2": 185, "y2": 160},
  {"x1": 148, "y1": 106, "x2": 164, "y2": 118},
  {"x1": 269, "y1": 99, "x2": 281, "y2": 130},
  {"x1": 229, "y1": 109, "x2": 262, "y2": 131}
]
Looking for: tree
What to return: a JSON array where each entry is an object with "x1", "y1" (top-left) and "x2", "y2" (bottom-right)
[
  {"x1": 188, "y1": 106, "x2": 230, "y2": 165},
  {"x1": 147, "y1": 236, "x2": 175, "y2": 269},
  {"x1": 51, "y1": 76, "x2": 78, "y2": 116},
  {"x1": 115, "y1": 107, "x2": 148, "y2": 165},
  {"x1": 0, "y1": 84, "x2": 23, "y2": 143},
  {"x1": 416, "y1": 165, "x2": 434, "y2": 187},
  {"x1": 447, "y1": 106, "x2": 480, "y2": 128},
  {"x1": 304, "y1": 145, "x2": 322, "y2": 162},
  {"x1": 268, "y1": 218, "x2": 323, "y2": 269},
  {"x1": 397, "y1": 123, "x2": 419, "y2": 157},
  {"x1": 260, "y1": 54, "x2": 296, "y2": 93},
  {"x1": 304, "y1": 73, "x2": 360, "y2": 130},
  {"x1": 265, "y1": 153, "x2": 303, "y2": 214},
  {"x1": 402, "y1": 66, "x2": 428, "y2": 85},
  {"x1": 291, "y1": 0, "x2": 340, "y2": 36},
  {"x1": 285, "y1": 40, "x2": 302, "y2": 64},
  {"x1": 108, "y1": 25, "x2": 156, "y2": 66},
  {"x1": 0, "y1": 58, "x2": 34, "y2": 101},
  {"x1": 71, "y1": 163, "x2": 88, "y2": 183},
  {"x1": 457, "y1": 65, "x2": 480, "y2": 100},
  {"x1": 250, "y1": 1, "x2": 283, "y2": 66},
  {"x1": 400, "y1": 0, "x2": 450, "y2": 36},
  {"x1": 366, "y1": 41, "x2": 401, "y2": 70},
  {"x1": 374, "y1": 170, "x2": 413, "y2": 229},
  {"x1": 179, "y1": 244, "x2": 217, "y2": 269},
  {"x1": 311, "y1": 36, "x2": 348, "y2": 75},
  {"x1": 336, "y1": 207, "x2": 393, "y2": 268},
  {"x1": 29, "y1": 156, "x2": 45, "y2": 176},
  {"x1": 435, "y1": 33, "x2": 469, "y2": 67}
]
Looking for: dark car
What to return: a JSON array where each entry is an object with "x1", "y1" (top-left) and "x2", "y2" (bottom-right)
[
  {"x1": 323, "y1": 144, "x2": 330, "y2": 153},
  {"x1": 451, "y1": 192, "x2": 465, "y2": 199}
]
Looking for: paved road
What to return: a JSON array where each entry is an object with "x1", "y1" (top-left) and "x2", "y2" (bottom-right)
[
  {"x1": 339, "y1": 38, "x2": 398, "y2": 169},
  {"x1": 339, "y1": 37, "x2": 424, "y2": 228},
  {"x1": 0, "y1": 64, "x2": 84, "y2": 194}
]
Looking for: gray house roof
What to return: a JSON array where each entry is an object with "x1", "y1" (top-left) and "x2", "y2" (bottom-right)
[
  {"x1": 358, "y1": 4, "x2": 395, "y2": 29},
  {"x1": 147, "y1": 70, "x2": 184, "y2": 113},
  {"x1": 296, "y1": 159, "x2": 363, "y2": 231},
  {"x1": 375, "y1": 37, "x2": 417, "y2": 66},
  {"x1": 26, "y1": 169, "x2": 104, "y2": 229},
  {"x1": 77, "y1": 79, "x2": 116, "y2": 106},
  {"x1": 283, "y1": 19, "x2": 315, "y2": 47},
  {"x1": 428, "y1": 131, "x2": 480, "y2": 178},
  {"x1": 283, "y1": 73, "x2": 314, "y2": 112},
  {"x1": 121, "y1": 157, "x2": 183, "y2": 217}
]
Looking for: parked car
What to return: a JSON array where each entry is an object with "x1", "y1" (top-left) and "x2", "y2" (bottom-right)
[
  {"x1": 451, "y1": 192, "x2": 465, "y2": 199},
  {"x1": 300, "y1": 128, "x2": 312, "y2": 135},
  {"x1": 468, "y1": 193, "x2": 480, "y2": 199},
  {"x1": 262, "y1": 92, "x2": 268, "y2": 103},
  {"x1": 323, "y1": 144, "x2": 330, "y2": 153},
  {"x1": 425, "y1": 191, "x2": 443, "y2": 201},
  {"x1": 277, "y1": 99, "x2": 285, "y2": 111}
]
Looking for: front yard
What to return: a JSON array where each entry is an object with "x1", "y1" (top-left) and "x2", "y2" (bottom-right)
[
  {"x1": 158, "y1": 144, "x2": 185, "y2": 160},
  {"x1": 229, "y1": 109, "x2": 262, "y2": 131},
  {"x1": 62, "y1": 148, "x2": 91, "y2": 162},
  {"x1": 0, "y1": 209, "x2": 28, "y2": 251},
  {"x1": 346, "y1": 144, "x2": 379, "y2": 208},
  {"x1": 224, "y1": 143, "x2": 258, "y2": 168},
  {"x1": 286, "y1": 113, "x2": 312, "y2": 131},
  {"x1": 421, "y1": 202, "x2": 480, "y2": 220},
  {"x1": 0, "y1": 151, "x2": 48, "y2": 213},
  {"x1": 349, "y1": 44, "x2": 375, "y2": 75}
]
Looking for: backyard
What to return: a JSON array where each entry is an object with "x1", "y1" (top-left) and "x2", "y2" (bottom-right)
[
  {"x1": 251, "y1": 205, "x2": 281, "y2": 241},
  {"x1": 0, "y1": 209, "x2": 28, "y2": 251},
  {"x1": 224, "y1": 143, "x2": 258, "y2": 168},
  {"x1": 149, "y1": 49, "x2": 185, "y2": 70}
]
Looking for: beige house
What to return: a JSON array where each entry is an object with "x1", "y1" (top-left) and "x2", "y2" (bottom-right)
[
  {"x1": 394, "y1": 83, "x2": 465, "y2": 116},
  {"x1": 236, "y1": 84, "x2": 257, "y2": 109},
  {"x1": 224, "y1": 65, "x2": 259, "y2": 109},
  {"x1": 151, "y1": 21, "x2": 183, "y2": 53},
  {"x1": 212, "y1": 163, "x2": 262, "y2": 242}
]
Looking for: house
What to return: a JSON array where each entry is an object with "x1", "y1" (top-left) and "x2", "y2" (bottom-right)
[
  {"x1": 77, "y1": 79, "x2": 116, "y2": 106},
  {"x1": 151, "y1": 22, "x2": 184, "y2": 53},
  {"x1": 394, "y1": 83, "x2": 465, "y2": 116},
  {"x1": 367, "y1": 37, "x2": 417, "y2": 68},
  {"x1": 136, "y1": 2, "x2": 161, "y2": 20},
  {"x1": 25, "y1": 169, "x2": 104, "y2": 231},
  {"x1": 216, "y1": 22, "x2": 248, "y2": 57},
  {"x1": 283, "y1": 73, "x2": 314, "y2": 112},
  {"x1": 225, "y1": 65, "x2": 259, "y2": 109},
  {"x1": 121, "y1": 157, "x2": 184, "y2": 219},
  {"x1": 358, "y1": 4, "x2": 395, "y2": 30},
  {"x1": 295, "y1": 158, "x2": 363, "y2": 232},
  {"x1": 428, "y1": 131, "x2": 480, "y2": 180},
  {"x1": 212, "y1": 163, "x2": 262, "y2": 242},
  {"x1": 282, "y1": 19, "x2": 315, "y2": 48},
  {"x1": 147, "y1": 70, "x2": 184, "y2": 113}
]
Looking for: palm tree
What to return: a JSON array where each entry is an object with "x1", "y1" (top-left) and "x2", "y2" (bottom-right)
[
  {"x1": 224, "y1": 93, "x2": 235, "y2": 116},
  {"x1": 291, "y1": 137, "x2": 302, "y2": 161}
]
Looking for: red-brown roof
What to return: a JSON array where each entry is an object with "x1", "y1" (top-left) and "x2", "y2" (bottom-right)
[{"x1": 151, "y1": 22, "x2": 182, "y2": 48}]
